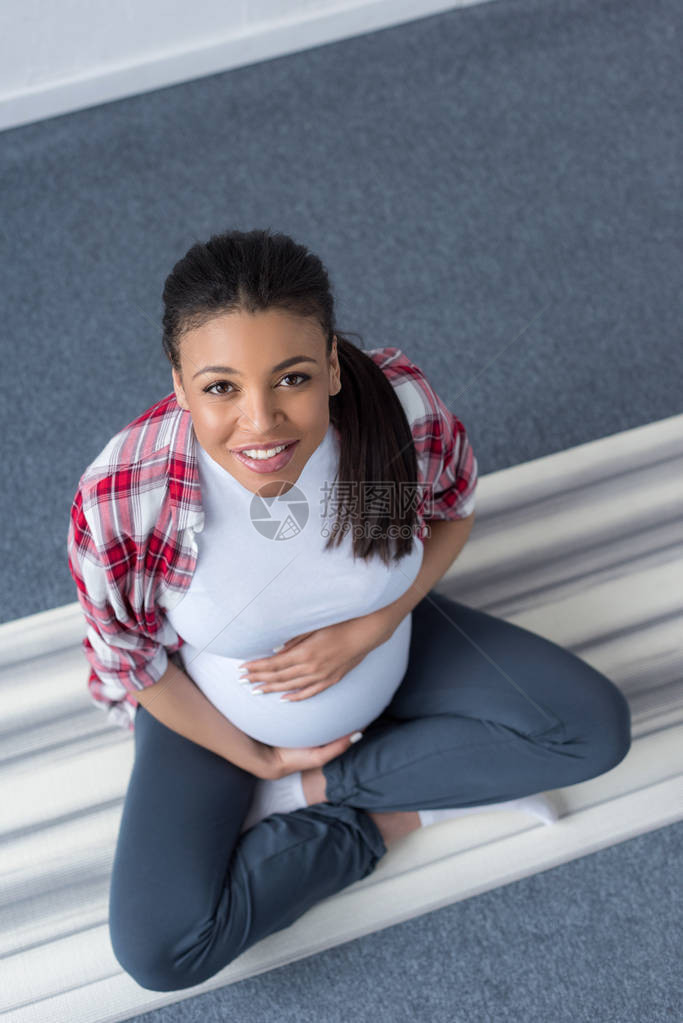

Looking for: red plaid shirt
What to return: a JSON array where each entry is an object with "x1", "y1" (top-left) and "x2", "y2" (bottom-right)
[{"x1": 67, "y1": 346, "x2": 478, "y2": 732}]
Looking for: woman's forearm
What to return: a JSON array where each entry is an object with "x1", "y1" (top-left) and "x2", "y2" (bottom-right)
[{"x1": 135, "y1": 657, "x2": 271, "y2": 777}]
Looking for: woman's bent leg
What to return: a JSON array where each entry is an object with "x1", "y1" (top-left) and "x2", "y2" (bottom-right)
[
  {"x1": 323, "y1": 591, "x2": 632, "y2": 812},
  {"x1": 109, "y1": 704, "x2": 385, "y2": 992}
]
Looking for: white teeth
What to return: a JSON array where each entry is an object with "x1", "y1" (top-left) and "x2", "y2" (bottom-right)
[{"x1": 240, "y1": 444, "x2": 289, "y2": 460}]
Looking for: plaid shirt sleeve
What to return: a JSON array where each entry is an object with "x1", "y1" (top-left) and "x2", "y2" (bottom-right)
[
  {"x1": 424, "y1": 382, "x2": 478, "y2": 521},
  {"x1": 373, "y1": 346, "x2": 478, "y2": 522},
  {"x1": 67, "y1": 484, "x2": 170, "y2": 719}
]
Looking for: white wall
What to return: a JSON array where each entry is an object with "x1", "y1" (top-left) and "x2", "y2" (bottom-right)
[{"x1": 0, "y1": 0, "x2": 488, "y2": 131}]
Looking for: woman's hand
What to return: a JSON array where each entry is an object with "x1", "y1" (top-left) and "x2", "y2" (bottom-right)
[
  {"x1": 259, "y1": 730, "x2": 368, "y2": 781},
  {"x1": 237, "y1": 611, "x2": 395, "y2": 702}
]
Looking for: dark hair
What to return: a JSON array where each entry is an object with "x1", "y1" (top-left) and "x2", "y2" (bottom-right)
[{"x1": 161, "y1": 227, "x2": 419, "y2": 565}]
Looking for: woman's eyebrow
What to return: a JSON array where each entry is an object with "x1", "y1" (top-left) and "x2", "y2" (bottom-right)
[{"x1": 192, "y1": 355, "x2": 318, "y2": 380}]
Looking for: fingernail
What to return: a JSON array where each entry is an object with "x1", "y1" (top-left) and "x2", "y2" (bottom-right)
[
  {"x1": 272, "y1": 644, "x2": 285, "y2": 653},
  {"x1": 350, "y1": 731, "x2": 364, "y2": 743},
  {"x1": 251, "y1": 688, "x2": 265, "y2": 696},
  {"x1": 237, "y1": 667, "x2": 249, "y2": 676}
]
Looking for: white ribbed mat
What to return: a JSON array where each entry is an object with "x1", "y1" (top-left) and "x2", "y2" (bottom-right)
[{"x1": 1, "y1": 413, "x2": 682, "y2": 1023}]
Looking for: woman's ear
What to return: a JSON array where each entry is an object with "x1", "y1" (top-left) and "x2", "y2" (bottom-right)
[
  {"x1": 329, "y1": 336, "x2": 342, "y2": 396},
  {"x1": 172, "y1": 367, "x2": 190, "y2": 411}
]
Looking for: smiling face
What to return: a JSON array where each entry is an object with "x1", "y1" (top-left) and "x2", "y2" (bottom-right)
[{"x1": 171, "y1": 309, "x2": 341, "y2": 497}]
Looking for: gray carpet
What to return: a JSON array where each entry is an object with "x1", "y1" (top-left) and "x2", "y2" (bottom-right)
[{"x1": 0, "y1": 0, "x2": 680, "y2": 1019}]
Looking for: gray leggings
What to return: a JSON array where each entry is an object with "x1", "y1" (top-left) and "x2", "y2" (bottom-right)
[{"x1": 109, "y1": 591, "x2": 631, "y2": 991}]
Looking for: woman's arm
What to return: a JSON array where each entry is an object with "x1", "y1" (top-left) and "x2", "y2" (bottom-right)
[{"x1": 136, "y1": 658, "x2": 272, "y2": 777}]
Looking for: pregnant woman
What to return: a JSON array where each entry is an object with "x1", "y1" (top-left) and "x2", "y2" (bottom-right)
[{"x1": 67, "y1": 228, "x2": 631, "y2": 992}]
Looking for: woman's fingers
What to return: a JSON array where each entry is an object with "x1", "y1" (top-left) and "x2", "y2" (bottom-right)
[
  {"x1": 246, "y1": 671, "x2": 315, "y2": 693},
  {"x1": 270, "y1": 731, "x2": 364, "y2": 778},
  {"x1": 317, "y1": 731, "x2": 364, "y2": 763}
]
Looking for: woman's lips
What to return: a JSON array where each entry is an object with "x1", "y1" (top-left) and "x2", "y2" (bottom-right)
[{"x1": 231, "y1": 440, "x2": 299, "y2": 473}]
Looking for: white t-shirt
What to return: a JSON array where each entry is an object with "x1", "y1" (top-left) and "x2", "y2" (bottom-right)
[{"x1": 166, "y1": 421, "x2": 424, "y2": 747}]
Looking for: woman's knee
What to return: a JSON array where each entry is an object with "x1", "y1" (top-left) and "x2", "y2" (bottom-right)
[
  {"x1": 566, "y1": 673, "x2": 632, "y2": 778},
  {"x1": 110, "y1": 942, "x2": 178, "y2": 992},
  {"x1": 109, "y1": 903, "x2": 178, "y2": 991},
  {"x1": 595, "y1": 677, "x2": 632, "y2": 771},
  {"x1": 109, "y1": 898, "x2": 241, "y2": 992},
  {"x1": 110, "y1": 926, "x2": 241, "y2": 993}
]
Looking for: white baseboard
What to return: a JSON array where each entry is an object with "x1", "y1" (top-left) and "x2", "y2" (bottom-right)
[{"x1": 0, "y1": 0, "x2": 495, "y2": 132}]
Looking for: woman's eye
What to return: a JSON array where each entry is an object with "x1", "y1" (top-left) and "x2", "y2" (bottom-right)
[
  {"x1": 203, "y1": 381, "x2": 233, "y2": 396},
  {"x1": 203, "y1": 373, "x2": 310, "y2": 397}
]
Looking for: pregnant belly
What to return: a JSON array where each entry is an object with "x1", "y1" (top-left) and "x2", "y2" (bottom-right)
[{"x1": 177, "y1": 614, "x2": 412, "y2": 748}]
